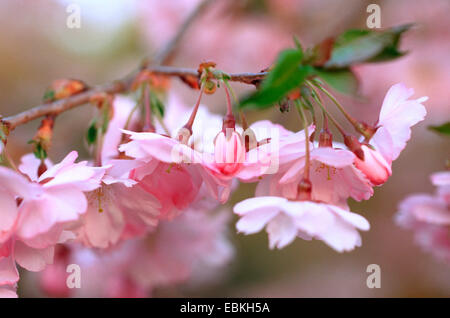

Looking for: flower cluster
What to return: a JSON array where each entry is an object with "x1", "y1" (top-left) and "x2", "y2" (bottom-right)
[
  {"x1": 0, "y1": 80, "x2": 426, "y2": 297},
  {"x1": 396, "y1": 171, "x2": 450, "y2": 262}
]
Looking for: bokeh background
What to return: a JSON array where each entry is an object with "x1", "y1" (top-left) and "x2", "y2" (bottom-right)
[{"x1": 0, "y1": 0, "x2": 449, "y2": 297}]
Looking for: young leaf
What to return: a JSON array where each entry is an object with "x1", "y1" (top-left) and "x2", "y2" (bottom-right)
[
  {"x1": 33, "y1": 142, "x2": 47, "y2": 160},
  {"x1": 324, "y1": 24, "x2": 412, "y2": 69},
  {"x1": 86, "y1": 120, "x2": 98, "y2": 145},
  {"x1": 240, "y1": 49, "x2": 312, "y2": 109},
  {"x1": 429, "y1": 122, "x2": 450, "y2": 136},
  {"x1": 314, "y1": 68, "x2": 359, "y2": 96},
  {"x1": 151, "y1": 95, "x2": 165, "y2": 118}
]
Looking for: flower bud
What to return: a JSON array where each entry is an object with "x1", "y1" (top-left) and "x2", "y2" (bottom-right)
[
  {"x1": 354, "y1": 145, "x2": 392, "y2": 186},
  {"x1": 214, "y1": 129, "x2": 245, "y2": 175}
]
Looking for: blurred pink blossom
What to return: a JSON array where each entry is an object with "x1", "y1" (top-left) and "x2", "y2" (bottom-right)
[{"x1": 396, "y1": 171, "x2": 450, "y2": 262}]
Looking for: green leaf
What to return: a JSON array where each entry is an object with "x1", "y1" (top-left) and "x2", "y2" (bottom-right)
[
  {"x1": 429, "y1": 122, "x2": 450, "y2": 136},
  {"x1": 240, "y1": 49, "x2": 313, "y2": 109},
  {"x1": 33, "y1": 142, "x2": 47, "y2": 160},
  {"x1": 151, "y1": 95, "x2": 165, "y2": 118},
  {"x1": 324, "y1": 24, "x2": 412, "y2": 69},
  {"x1": 86, "y1": 120, "x2": 98, "y2": 145},
  {"x1": 314, "y1": 68, "x2": 359, "y2": 96},
  {"x1": 43, "y1": 90, "x2": 55, "y2": 103}
]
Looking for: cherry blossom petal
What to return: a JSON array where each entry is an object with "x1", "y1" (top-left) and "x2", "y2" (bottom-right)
[
  {"x1": 377, "y1": 83, "x2": 427, "y2": 161},
  {"x1": 14, "y1": 241, "x2": 54, "y2": 272},
  {"x1": 101, "y1": 95, "x2": 137, "y2": 164},
  {"x1": 266, "y1": 213, "x2": 298, "y2": 249},
  {"x1": 0, "y1": 284, "x2": 17, "y2": 298},
  {"x1": 17, "y1": 188, "x2": 87, "y2": 240},
  {"x1": 0, "y1": 190, "x2": 18, "y2": 243},
  {"x1": 0, "y1": 241, "x2": 19, "y2": 285},
  {"x1": 19, "y1": 154, "x2": 53, "y2": 182}
]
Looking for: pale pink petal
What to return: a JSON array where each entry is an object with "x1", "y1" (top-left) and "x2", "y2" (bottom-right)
[
  {"x1": 17, "y1": 188, "x2": 87, "y2": 240},
  {"x1": 327, "y1": 205, "x2": 371, "y2": 231},
  {"x1": 19, "y1": 154, "x2": 53, "y2": 181},
  {"x1": 14, "y1": 241, "x2": 54, "y2": 272},
  {"x1": 0, "y1": 166, "x2": 36, "y2": 199},
  {"x1": 38, "y1": 151, "x2": 79, "y2": 180},
  {"x1": 310, "y1": 147, "x2": 355, "y2": 168},
  {"x1": 266, "y1": 213, "x2": 297, "y2": 249},
  {"x1": 0, "y1": 241, "x2": 19, "y2": 285},
  {"x1": 370, "y1": 126, "x2": 395, "y2": 163},
  {"x1": 233, "y1": 196, "x2": 288, "y2": 215},
  {"x1": 401, "y1": 194, "x2": 450, "y2": 226},
  {"x1": 0, "y1": 284, "x2": 17, "y2": 298},
  {"x1": 114, "y1": 183, "x2": 161, "y2": 227},
  {"x1": 236, "y1": 209, "x2": 279, "y2": 234},
  {"x1": 80, "y1": 193, "x2": 125, "y2": 249},
  {"x1": 0, "y1": 190, "x2": 18, "y2": 243},
  {"x1": 279, "y1": 158, "x2": 305, "y2": 184},
  {"x1": 379, "y1": 83, "x2": 415, "y2": 119},
  {"x1": 377, "y1": 83, "x2": 427, "y2": 161},
  {"x1": 101, "y1": 95, "x2": 137, "y2": 164},
  {"x1": 248, "y1": 120, "x2": 293, "y2": 140},
  {"x1": 315, "y1": 219, "x2": 363, "y2": 252},
  {"x1": 120, "y1": 130, "x2": 199, "y2": 164},
  {"x1": 42, "y1": 165, "x2": 103, "y2": 191},
  {"x1": 431, "y1": 171, "x2": 450, "y2": 187}
]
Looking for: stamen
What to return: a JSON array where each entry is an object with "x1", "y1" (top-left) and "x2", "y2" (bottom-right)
[{"x1": 97, "y1": 188, "x2": 104, "y2": 213}]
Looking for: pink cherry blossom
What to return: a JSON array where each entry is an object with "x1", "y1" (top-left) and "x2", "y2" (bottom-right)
[
  {"x1": 396, "y1": 171, "x2": 450, "y2": 262},
  {"x1": 39, "y1": 209, "x2": 233, "y2": 297},
  {"x1": 213, "y1": 130, "x2": 246, "y2": 176},
  {"x1": 75, "y1": 96, "x2": 161, "y2": 248},
  {"x1": 251, "y1": 122, "x2": 373, "y2": 205},
  {"x1": 276, "y1": 145, "x2": 373, "y2": 205},
  {"x1": 76, "y1": 161, "x2": 161, "y2": 248},
  {"x1": 119, "y1": 131, "x2": 204, "y2": 219},
  {"x1": 119, "y1": 99, "x2": 283, "y2": 206},
  {"x1": 355, "y1": 83, "x2": 427, "y2": 185},
  {"x1": 0, "y1": 151, "x2": 103, "y2": 297},
  {"x1": 234, "y1": 196, "x2": 370, "y2": 252},
  {"x1": 1, "y1": 151, "x2": 102, "y2": 247}
]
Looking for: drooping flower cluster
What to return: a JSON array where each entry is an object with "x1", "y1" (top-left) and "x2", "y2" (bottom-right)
[
  {"x1": 0, "y1": 81, "x2": 426, "y2": 297},
  {"x1": 234, "y1": 83, "x2": 427, "y2": 251},
  {"x1": 396, "y1": 171, "x2": 450, "y2": 262}
]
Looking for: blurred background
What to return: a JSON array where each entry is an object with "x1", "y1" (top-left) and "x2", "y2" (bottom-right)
[{"x1": 0, "y1": 0, "x2": 449, "y2": 297}]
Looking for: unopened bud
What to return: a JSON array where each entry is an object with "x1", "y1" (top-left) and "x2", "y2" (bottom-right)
[{"x1": 344, "y1": 135, "x2": 365, "y2": 160}]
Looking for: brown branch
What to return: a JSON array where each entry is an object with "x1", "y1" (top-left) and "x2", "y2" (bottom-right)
[{"x1": 2, "y1": 67, "x2": 267, "y2": 130}]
